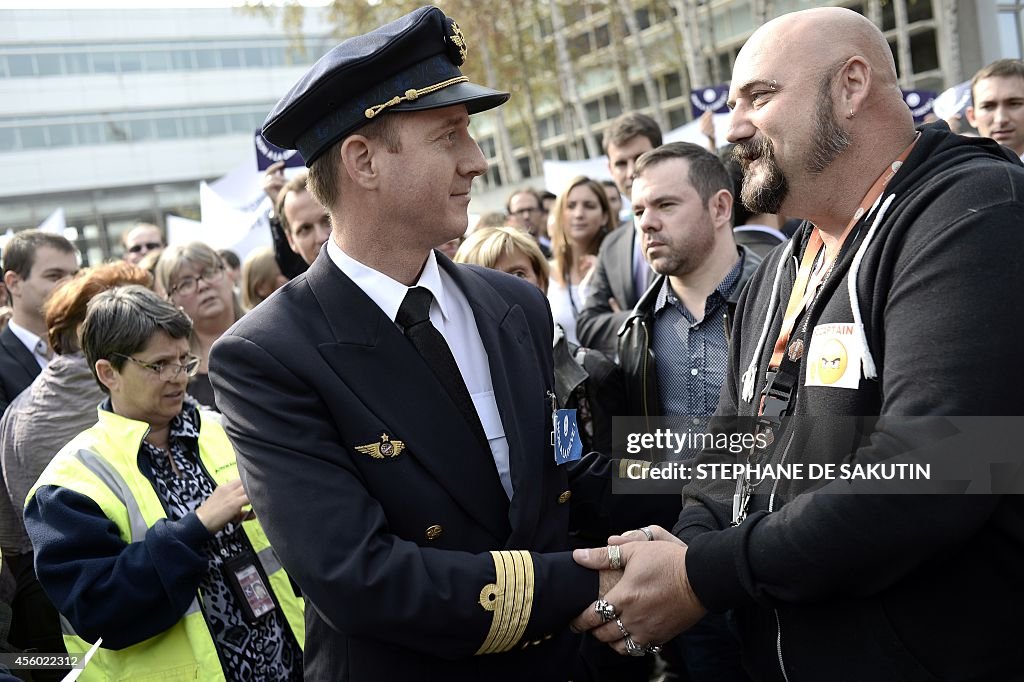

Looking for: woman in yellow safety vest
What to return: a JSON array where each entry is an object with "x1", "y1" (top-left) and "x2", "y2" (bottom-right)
[{"x1": 25, "y1": 285, "x2": 303, "y2": 681}]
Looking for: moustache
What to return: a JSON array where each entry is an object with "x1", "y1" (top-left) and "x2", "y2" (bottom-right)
[{"x1": 733, "y1": 137, "x2": 775, "y2": 165}]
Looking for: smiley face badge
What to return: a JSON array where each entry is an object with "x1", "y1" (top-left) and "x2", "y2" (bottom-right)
[{"x1": 805, "y1": 322, "x2": 863, "y2": 389}]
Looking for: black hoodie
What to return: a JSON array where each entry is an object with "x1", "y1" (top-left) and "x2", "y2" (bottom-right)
[{"x1": 675, "y1": 123, "x2": 1024, "y2": 681}]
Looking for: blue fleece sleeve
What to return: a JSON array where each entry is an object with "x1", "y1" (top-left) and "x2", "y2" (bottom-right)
[{"x1": 25, "y1": 485, "x2": 212, "y2": 650}]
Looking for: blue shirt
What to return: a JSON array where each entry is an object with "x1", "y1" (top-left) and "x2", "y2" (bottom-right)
[{"x1": 652, "y1": 250, "x2": 744, "y2": 420}]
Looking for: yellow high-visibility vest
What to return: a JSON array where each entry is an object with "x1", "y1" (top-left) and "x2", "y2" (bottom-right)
[{"x1": 28, "y1": 408, "x2": 304, "y2": 682}]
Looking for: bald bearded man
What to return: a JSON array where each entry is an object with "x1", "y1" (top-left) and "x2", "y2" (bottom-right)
[{"x1": 572, "y1": 7, "x2": 1024, "y2": 680}]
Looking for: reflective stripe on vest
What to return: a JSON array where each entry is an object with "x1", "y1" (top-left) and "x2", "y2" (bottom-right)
[{"x1": 70, "y1": 449, "x2": 148, "y2": 543}]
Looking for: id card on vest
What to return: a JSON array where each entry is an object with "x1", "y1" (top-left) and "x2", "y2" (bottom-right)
[
  {"x1": 222, "y1": 550, "x2": 277, "y2": 623},
  {"x1": 804, "y1": 322, "x2": 864, "y2": 389}
]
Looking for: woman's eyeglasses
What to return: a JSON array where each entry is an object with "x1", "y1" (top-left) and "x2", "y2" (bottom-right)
[
  {"x1": 113, "y1": 353, "x2": 201, "y2": 381},
  {"x1": 168, "y1": 265, "x2": 225, "y2": 297}
]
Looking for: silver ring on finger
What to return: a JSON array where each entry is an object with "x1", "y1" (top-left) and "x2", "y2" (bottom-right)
[
  {"x1": 639, "y1": 526, "x2": 654, "y2": 541},
  {"x1": 594, "y1": 599, "x2": 617, "y2": 623},
  {"x1": 624, "y1": 635, "x2": 647, "y2": 656},
  {"x1": 615, "y1": 618, "x2": 630, "y2": 639},
  {"x1": 608, "y1": 544, "x2": 623, "y2": 570}
]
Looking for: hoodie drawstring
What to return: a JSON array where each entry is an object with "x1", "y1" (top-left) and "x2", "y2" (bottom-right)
[
  {"x1": 741, "y1": 240, "x2": 795, "y2": 403},
  {"x1": 847, "y1": 193, "x2": 895, "y2": 380}
]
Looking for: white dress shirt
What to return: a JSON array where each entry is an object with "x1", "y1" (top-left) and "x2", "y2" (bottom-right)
[
  {"x1": 7, "y1": 320, "x2": 50, "y2": 369},
  {"x1": 327, "y1": 240, "x2": 513, "y2": 498}
]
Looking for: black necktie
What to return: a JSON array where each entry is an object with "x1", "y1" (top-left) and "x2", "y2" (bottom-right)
[{"x1": 396, "y1": 287, "x2": 489, "y2": 450}]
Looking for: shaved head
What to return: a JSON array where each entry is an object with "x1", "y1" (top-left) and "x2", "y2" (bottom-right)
[
  {"x1": 742, "y1": 7, "x2": 898, "y2": 87},
  {"x1": 726, "y1": 7, "x2": 916, "y2": 231}
]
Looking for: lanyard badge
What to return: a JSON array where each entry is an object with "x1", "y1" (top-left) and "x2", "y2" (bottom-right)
[
  {"x1": 222, "y1": 550, "x2": 277, "y2": 623},
  {"x1": 548, "y1": 390, "x2": 583, "y2": 465}
]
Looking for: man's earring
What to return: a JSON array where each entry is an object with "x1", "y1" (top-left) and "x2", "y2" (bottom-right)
[{"x1": 847, "y1": 109, "x2": 855, "y2": 119}]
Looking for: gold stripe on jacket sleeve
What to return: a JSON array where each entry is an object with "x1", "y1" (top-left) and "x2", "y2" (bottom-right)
[{"x1": 476, "y1": 550, "x2": 535, "y2": 654}]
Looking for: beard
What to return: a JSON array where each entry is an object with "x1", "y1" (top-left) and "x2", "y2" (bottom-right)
[
  {"x1": 734, "y1": 134, "x2": 788, "y2": 215},
  {"x1": 647, "y1": 213, "x2": 716, "y2": 278},
  {"x1": 733, "y1": 72, "x2": 852, "y2": 214},
  {"x1": 806, "y1": 73, "x2": 852, "y2": 174}
]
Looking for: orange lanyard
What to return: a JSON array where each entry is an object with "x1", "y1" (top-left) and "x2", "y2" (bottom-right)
[{"x1": 766, "y1": 136, "x2": 919, "y2": 372}]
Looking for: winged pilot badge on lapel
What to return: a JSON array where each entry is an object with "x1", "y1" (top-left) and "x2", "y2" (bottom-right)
[{"x1": 355, "y1": 433, "x2": 406, "y2": 459}]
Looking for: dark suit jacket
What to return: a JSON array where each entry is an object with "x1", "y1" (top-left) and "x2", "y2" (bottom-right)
[
  {"x1": 210, "y1": 251, "x2": 596, "y2": 681},
  {"x1": 0, "y1": 326, "x2": 40, "y2": 415},
  {"x1": 576, "y1": 224, "x2": 640, "y2": 356}
]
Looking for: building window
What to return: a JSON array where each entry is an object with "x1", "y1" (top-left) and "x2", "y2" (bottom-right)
[
  {"x1": 65, "y1": 53, "x2": 90, "y2": 74},
  {"x1": 569, "y1": 32, "x2": 592, "y2": 58},
  {"x1": 479, "y1": 137, "x2": 496, "y2": 158},
  {"x1": 220, "y1": 48, "x2": 243, "y2": 68},
  {"x1": 168, "y1": 50, "x2": 193, "y2": 70},
  {"x1": 999, "y1": 8, "x2": 1023, "y2": 59},
  {"x1": 35, "y1": 53, "x2": 62, "y2": 76},
  {"x1": 604, "y1": 92, "x2": 622, "y2": 119},
  {"x1": 205, "y1": 114, "x2": 228, "y2": 136},
  {"x1": 517, "y1": 156, "x2": 531, "y2": 179},
  {"x1": 119, "y1": 52, "x2": 144, "y2": 72},
  {"x1": 632, "y1": 83, "x2": 649, "y2": 109},
  {"x1": 76, "y1": 123, "x2": 104, "y2": 145},
  {"x1": 6, "y1": 54, "x2": 33, "y2": 77},
  {"x1": 0, "y1": 128, "x2": 15, "y2": 152},
  {"x1": 129, "y1": 120, "x2": 154, "y2": 142},
  {"x1": 195, "y1": 49, "x2": 220, "y2": 69},
  {"x1": 92, "y1": 52, "x2": 117, "y2": 73},
  {"x1": 668, "y1": 107, "x2": 689, "y2": 129},
  {"x1": 143, "y1": 52, "x2": 172, "y2": 71},
  {"x1": 242, "y1": 47, "x2": 266, "y2": 67},
  {"x1": 154, "y1": 118, "x2": 181, "y2": 140},
  {"x1": 663, "y1": 71, "x2": 683, "y2": 100},
  {"x1": 48, "y1": 124, "x2": 75, "y2": 147},
  {"x1": 635, "y1": 6, "x2": 652, "y2": 30},
  {"x1": 20, "y1": 127, "x2": 47, "y2": 149},
  {"x1": 909, "y1": 29, "x2": 939, "y2": 73},
  {"x1": 228, "y1": 113, "x2": 251, "y2": 133}
]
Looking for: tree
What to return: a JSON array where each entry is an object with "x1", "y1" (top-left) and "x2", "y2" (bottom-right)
[
  {"x1": 865, "y1": 0, "x2": 882, "y2": 28},
  {"x1": 936, "y1": 0, "x2": 962, "y2": 86},
  {"x1": 547, "y1": 0, "x2": 601, "y2": 158},
  {"x1": 476, "y1": 21, "x2": 523, "y2": 184},
  {"x1": 606, "y1": 0, "x2": 636, "y2": 113},
  {"x1": 506, "y1": 0, "x2": 548, "y2": 177},
  {"x1": 669, "y1": 0, "x2": 709, "y2": 93},
  {"x1": 892, "y1": 0, "x2": 914, "y2": 88},
  {"x1": 700, "y1": 0, "x2": 723, "y2": 84},
  {"x1": 615, "y1": 0, "x2": 668, "y2": 130}
]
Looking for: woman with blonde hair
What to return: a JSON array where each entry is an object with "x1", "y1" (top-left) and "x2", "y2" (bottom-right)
[
  {"x1": 454, "y1": 227, "x2": 550, "y2": 293},
  {"x1": 241, "y1": 247, "x2": 288, "y2": 311},
  {"x1": 154, "y1": 242, "x2": 242, "y2": 409},
  {"x1": 547, "y1": 176, "x2": 616, "y2": 345}
]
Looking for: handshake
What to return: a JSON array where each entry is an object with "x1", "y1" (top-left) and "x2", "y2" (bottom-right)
[{"x1": 569, "y1": 526, "x2": 708, "y2": 656}]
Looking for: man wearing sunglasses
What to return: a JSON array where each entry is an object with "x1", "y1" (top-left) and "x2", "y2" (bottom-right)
[{"x1": 121, "y1": 223, "x2": 165, "y2": 266}]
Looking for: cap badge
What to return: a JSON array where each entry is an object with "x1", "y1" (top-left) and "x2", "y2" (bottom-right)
[
  {"x1": 355, "y1": 433, "x2": 406, "y2": 459},
  {"x1": 447, "y1": 19, "x2": 468, "y2": 65}
]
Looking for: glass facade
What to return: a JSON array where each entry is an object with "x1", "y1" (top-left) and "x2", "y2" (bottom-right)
[{"x1": 0, "y1": 38, "x2": 333, "y2": 79}]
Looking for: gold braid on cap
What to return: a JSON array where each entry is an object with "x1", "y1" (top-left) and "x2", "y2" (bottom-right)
[{"x1": 364, "y1": 76, "x2": 470, "y2": 120}]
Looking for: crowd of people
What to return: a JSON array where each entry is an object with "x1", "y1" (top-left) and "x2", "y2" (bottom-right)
[{"x1": 0, "y1": 4, "x2": 1022, "y2": 681}]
